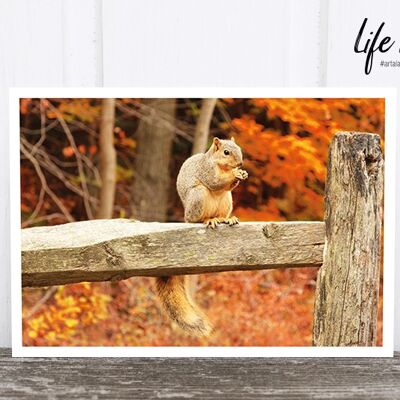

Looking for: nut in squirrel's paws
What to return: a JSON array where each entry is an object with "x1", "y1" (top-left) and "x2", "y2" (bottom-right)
[
  {"x1": 234, "y1": 168, "x2": 248, "y2": 181},
  {"x1": 222, "y1": 216, "x2": 239, "y2": 226},
  {"x1": 204, "y1": 217, "x2": 221, "y2": 229}
]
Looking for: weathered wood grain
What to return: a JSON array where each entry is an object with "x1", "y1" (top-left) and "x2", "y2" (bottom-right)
[
  {"x1": 313, "y1": 132, "x2": 384, "y2": 346},
  {"x1": 0, "y1": 349, "x2": 399, "y2": 399},
  {"x1": 22, "y1": 220, "x2": 325, "y2": 287}
]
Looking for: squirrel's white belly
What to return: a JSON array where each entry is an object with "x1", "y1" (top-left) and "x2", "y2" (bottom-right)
[{"x1": 202, "y1": 190, "x2": 232, "y2": 219}]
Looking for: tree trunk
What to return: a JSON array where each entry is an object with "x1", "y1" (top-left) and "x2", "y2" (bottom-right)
[
  {"x1": 131, "y1": 99, "x2": 176, "y2": 222},
  {"x1": 313, "y1": 132, "x2": 383, "y2": 346},
  {"x1": 189, "y1": 98, "x2": 217, "y2": 296},
  {"x1": 192, "y1": 99, "x2": 217, "y2": 155},
  {"x1": 96, "y1": 98, "x2": 116, "y2": 219}
]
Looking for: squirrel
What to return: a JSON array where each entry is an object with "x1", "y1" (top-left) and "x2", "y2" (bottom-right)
[{"x1": 156, "y1": 137, "x2": 248, "y2": 336}]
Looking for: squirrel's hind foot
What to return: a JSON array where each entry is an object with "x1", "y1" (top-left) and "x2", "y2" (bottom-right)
[
  {"x1": 222, "y1": 216, "x2": 239, "y2": 226},
  {"x1": 204, "y1": 217, "x2": 221, "y2": 229}
]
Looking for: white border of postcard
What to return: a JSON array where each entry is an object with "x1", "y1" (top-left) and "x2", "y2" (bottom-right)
[{"x1": 10, "y1": 87, "x2": 397, "y2": 357}]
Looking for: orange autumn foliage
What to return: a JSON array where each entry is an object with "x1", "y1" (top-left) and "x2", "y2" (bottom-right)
[
  {"x1": 228, "y1": 98, "x2": 384, "y2": 221},
  {"x1": 23, "y1": 283, "x2": 110, "y2": 346}
]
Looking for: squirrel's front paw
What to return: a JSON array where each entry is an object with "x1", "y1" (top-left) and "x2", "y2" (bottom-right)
[
  {"x1": 222, "y1": 216, "x2": 239, "y2": 226},
  {"x1": 234, "y1": 168, "x2": 248, "y2": 181},
  {"x1": 204, "y1": 217, "x2": 221, "y2": 229}
]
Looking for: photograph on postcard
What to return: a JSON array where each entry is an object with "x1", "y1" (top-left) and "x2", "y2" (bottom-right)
[{"x1": 13, "y1": 92, "x2": 394, "y2": 356}]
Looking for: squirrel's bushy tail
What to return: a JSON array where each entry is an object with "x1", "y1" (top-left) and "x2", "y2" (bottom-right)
[{"x1": 156, "y1": 276, "x2": 212, "y2": 337}]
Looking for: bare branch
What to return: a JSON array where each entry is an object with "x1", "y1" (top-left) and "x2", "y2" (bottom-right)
[
  {"x1": 46, "y1": 100, "x2": 94, "y2": 219},
  {"x1": 116, "y1": 100, "x2": 193, "y2": 142},
  {"x1": 22, "y1": 213, "x2": 70, "y2": 227},
  {"x1": 20, "y1": 141, "x2": 74, "y2": 223},
  {"x1": 21, "y1": 137, "x2": 99, "y2": 206},
  {"x1": 21, "y1": 120, "x2": 59, "y2": 135},
  {"x1": 21, "y1": 186, "x2": 45, "y2": 228},
  {"x1": 23, "y1": 287, "x2": 57, "y2": 320}
]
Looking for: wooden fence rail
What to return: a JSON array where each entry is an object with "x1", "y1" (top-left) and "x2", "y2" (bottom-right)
[
  {"x1": 21, "y1": 132, "x2": 384, "y2": 346},
  {"x1": 22, "y1": 220, "x2": 325, "y2": 287}
]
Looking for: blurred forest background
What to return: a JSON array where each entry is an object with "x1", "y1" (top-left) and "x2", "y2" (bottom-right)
[{"x1": 20, "y1": 97, "x2": 384, "y2": 346}]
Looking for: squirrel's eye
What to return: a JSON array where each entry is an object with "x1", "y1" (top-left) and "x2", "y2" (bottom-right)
[{"x1": 224, "y1": 150, "x2": 230, "y2": 156}]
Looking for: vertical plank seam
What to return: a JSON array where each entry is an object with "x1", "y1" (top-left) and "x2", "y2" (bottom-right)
[
  {"x1": 317, "y1": 0, "x2": 329, "y2": 86},
  {"x1": 94, "y1": 0, "x2": 104, "y2": 86},
  {"x1": 61, "y1": 2, "x2": 66, "y2": 85}
]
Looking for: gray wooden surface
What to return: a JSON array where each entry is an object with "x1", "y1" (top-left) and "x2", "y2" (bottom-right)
[{"x1": 0, "y1": 349, "x2": 399, "y2": 399}]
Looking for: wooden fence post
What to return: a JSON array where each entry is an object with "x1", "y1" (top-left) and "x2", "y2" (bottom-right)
[{"x1": 313, "y1": 132, "x2": 384, "y2": 346}]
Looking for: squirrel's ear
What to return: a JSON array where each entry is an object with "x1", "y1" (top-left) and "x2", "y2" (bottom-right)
[
  {"x1": 213, "y1": 137, "x2": 221, "y2": 150},
  {"x1": 230, "y1": 136, "x2": 235, "y2": 143}
]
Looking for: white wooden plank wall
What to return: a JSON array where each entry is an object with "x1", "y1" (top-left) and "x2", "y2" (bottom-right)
[
  {"x1": 0, "y1": 0, "x2": 398, "y2": 350},
  {"x1": 102, "y1": 0, "x2": 322, "y2": 86}
]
